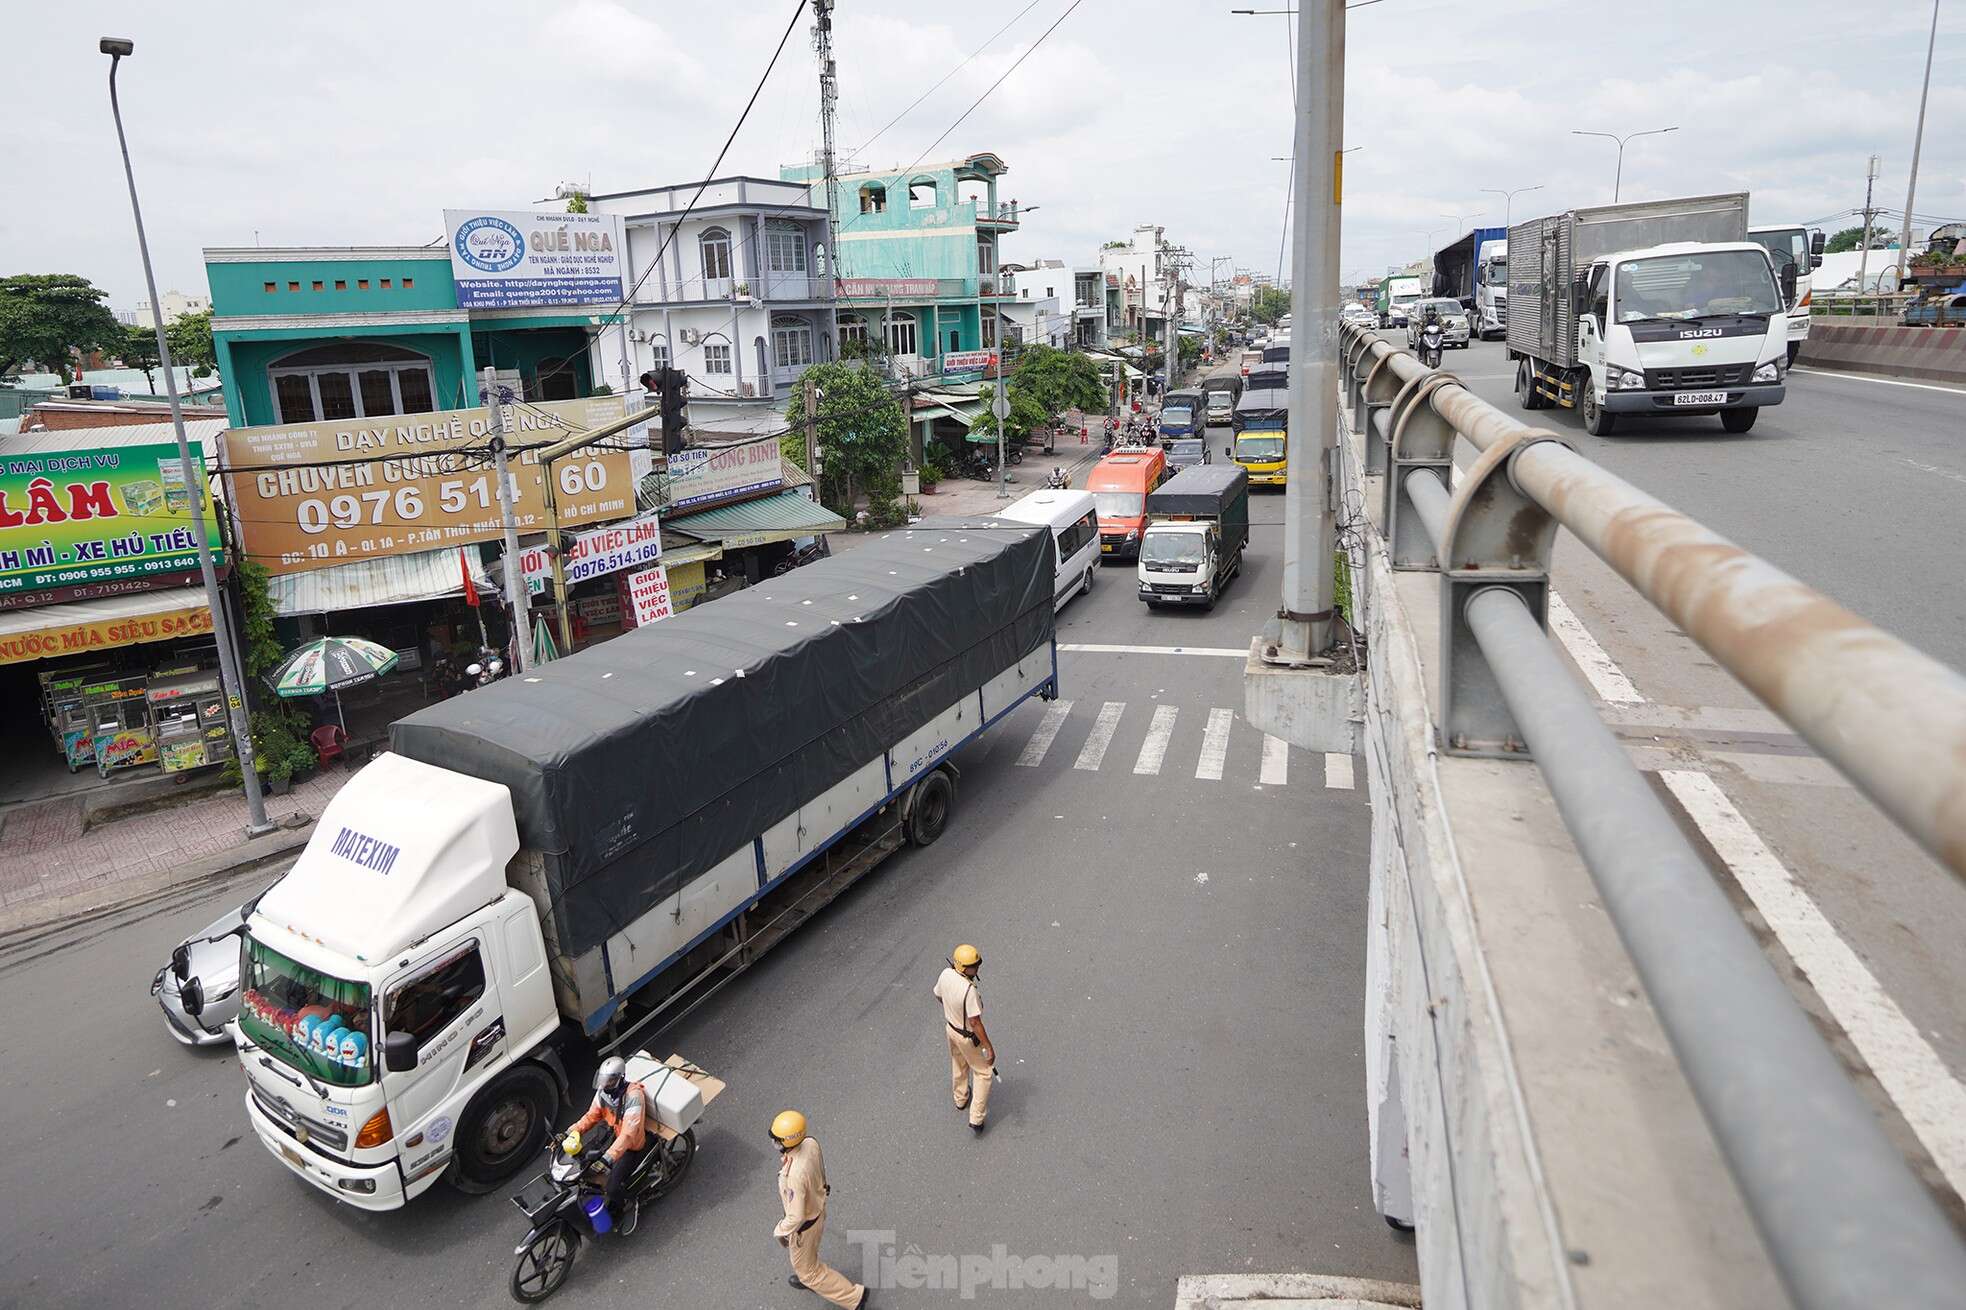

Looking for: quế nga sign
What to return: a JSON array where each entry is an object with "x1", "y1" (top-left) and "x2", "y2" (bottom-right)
[
  {"x1": 221, "y1": 395, "x2": 635, "y2": 577},
  {"x1": 0, "y1": 444, "x2": 223, "y2": 598}
]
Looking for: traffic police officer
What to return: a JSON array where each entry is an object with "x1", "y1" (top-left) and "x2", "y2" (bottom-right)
[
  {"x1": 932, "y1": 944, "x2": 995, "y2": 1130},
  {"x1": 770, "y1": 1110, "x2": 869, "y2": 1308}
]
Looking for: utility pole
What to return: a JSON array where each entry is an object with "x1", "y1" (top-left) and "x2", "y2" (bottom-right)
[
  {"x1": 803, "y1": 375, "x2": 821, "y2": 478},
  {"x1": 813, "y1": 0, "x2": 844, "y2": 355},
  {"x1": 993, "y1": 353, "x2": 1011, "y2": 500},
  {"x1": 483, "y1": 367, "x2": 531, "y2": 673},
  {"x1": 1896, "y1": 0, "x2": 1940, "y2": 288},
  {"x1": 102, "y1": 37, "x2": 270, "y2": 837},
  {"x1": 1274, "y1": 0, "x2": 1343, "y2": 663},
  {"x1": 1856, "y1": 153, "x2": 1882, "y2": 298}
]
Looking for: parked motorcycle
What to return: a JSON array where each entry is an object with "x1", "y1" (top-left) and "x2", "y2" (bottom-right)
[
  {"x1": 1044, "y1": 466, "x2": 1070, "y2": 489},
  {"x1": 771, "y1": 539, "x2": 829, "y2": 576},
  {"x1": 1418, "y1": 317, "x2": 1445, "y2": 369},
  {"x1": 464, "y1": 647, "x2": 508, "y2": 689},
  {"x1": 509, "y1": 1123, "x2": 698, "y2": 1302}
]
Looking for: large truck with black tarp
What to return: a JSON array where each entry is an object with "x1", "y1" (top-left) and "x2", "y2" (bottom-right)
[
  {"x1": 1137, "y1": 464, "x2": 1250, "y2": 608},
  {"x1": 207, "y1": 523, "x2": 1057, "y2": 1211},
  {"x1": 1506, "y1": 192, "x2": 1791, "y2": 435},
  {"x1": 1431, "y1": 226, "x2": 1508, "y2": 339}
]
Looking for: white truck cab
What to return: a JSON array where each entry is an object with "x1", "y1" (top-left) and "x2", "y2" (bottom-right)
[
  {"x1": 235, "y1": 756, "x2": 560, "y2": 1210},
  {"x1": 1572, "y1": 240, "x2": 1790, "y2": 435},
  {"x1": 1477, "y1": 238, "x2": 1508, "y2": 339}
]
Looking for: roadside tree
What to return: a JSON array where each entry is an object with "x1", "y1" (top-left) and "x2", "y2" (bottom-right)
[{"x1": 0, "y1": 273, "x2": 122, "y2": 379}]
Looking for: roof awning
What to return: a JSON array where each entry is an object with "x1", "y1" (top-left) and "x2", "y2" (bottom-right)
[
  {"x1": 0, "y1": 585, "x2": 213, "y2": 666},
  {"x1": 664, "y1": 491, "x2": 846, "y2": 550},
  {"x1": 267, "y1": 546, "x2": 490, "y2": 617}
]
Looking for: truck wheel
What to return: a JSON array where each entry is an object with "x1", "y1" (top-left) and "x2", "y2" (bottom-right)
[
  {"x1": 907, "y1": 769, "x2": 953, "y2": 847},
  {"x1": 1720, "y1": 408, "x2": 1758, "y2": 434},
  {"x1": 1516, "y1": 360, "x2": 1546, "y2": 411},
  {"x1": 1581, "y1": 390, "x2": 1617, "y2": 436},
  {"x1": 452, "y1": 1064, "x2": 559, "y2": 1191}
]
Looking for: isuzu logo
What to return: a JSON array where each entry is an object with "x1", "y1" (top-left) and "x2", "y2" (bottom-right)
[{"x1": 1678, "y1": 328, "x2": 1724, "y2": 339}]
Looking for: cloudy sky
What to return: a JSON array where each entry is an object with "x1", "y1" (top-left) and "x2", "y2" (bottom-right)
[{"x1": 3, "y1": 0, "x2": 1960, "y2": 309}]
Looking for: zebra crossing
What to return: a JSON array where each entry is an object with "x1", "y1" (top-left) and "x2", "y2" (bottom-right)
[{"x1": 1008, "y1": 698, "x2": 1356, "y2": 789}]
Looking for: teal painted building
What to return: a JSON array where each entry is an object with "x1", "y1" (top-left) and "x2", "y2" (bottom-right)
[
  {"x1": 780, "y1": 152, "x2": 1020, "y2": 376},
  {"x1": 204, "y1": 247, "x2": 601, "y2": 429}
]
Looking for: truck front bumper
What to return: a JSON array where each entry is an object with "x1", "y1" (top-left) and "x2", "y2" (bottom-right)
[
  {"x1": 245, "y1": 1091, "x2": 414, "y2": 1211},
  {"x1": 1603, "y1": 383, "x2": 1785, "y2": 415},
  {"x1": 1099, "y1": 537, "x2": 1139, "y2": 561},
  {"x1": 1139, "y1": 584, "x2": 1212, "y2": 606}
]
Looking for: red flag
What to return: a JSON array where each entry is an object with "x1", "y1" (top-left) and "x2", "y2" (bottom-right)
[{"x1": 461, "y1": 549, "x2": 480, "y2": 607}]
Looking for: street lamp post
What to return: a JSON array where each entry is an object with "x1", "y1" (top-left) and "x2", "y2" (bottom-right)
[
  {"x1": 101, "y1": 37, "x2": 273, "y2": 837},
  {"x1": 1895, "y1": 0, "x2": 1940, "y2": 286},
  {"x1": 1571, "y1": 126, "x2": 1677, "y2": 202},
  {"x1": 1479, "y1": 183, "x2": 1543, "y2": 229}
]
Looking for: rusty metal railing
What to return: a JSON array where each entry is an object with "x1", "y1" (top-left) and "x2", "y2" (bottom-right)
[{"x1": 1337, "y1": 318, "x2": 1966, "y2": 1310}]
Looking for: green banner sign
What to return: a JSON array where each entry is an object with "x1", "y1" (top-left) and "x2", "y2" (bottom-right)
[{"x1": 0, "y1": 443, "x2": 224, "y2": 598}]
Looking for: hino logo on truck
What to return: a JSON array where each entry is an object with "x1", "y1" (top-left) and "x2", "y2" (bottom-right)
[
  {"x1": 1678, "y1": 327, "x2": 1724, "y2": 339},
  {"x1": 329, "y1": 825, "x2": 402, "y2": 875}
]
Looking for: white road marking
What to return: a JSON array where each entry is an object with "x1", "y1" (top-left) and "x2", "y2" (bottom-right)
[
  {"x1": 1324, "y1": 753, "x2": 1355, "y2": 789},
  {"x1": 1059, "y1": 643, "x2": 1248, "y2": 658},
  {"x1": 1790, "y1": 366, "x2": 1966, "y2": 396},
  {"x1": 1014, "y1": 700, "x2": 1073, "y2": 767},
  {"x1": 1133, "y1": 705, "x2": 1179, "y2": 776},
  {"x1": 1897, "y1": 457, "x2": 1966, "y2": 487},
  {"x1": 1074, "y1": 701, "x2": 1125, "y2": 771},
  {"x1": 1547, "y1": 591, "x2": 1646, "y2": 704},
  {"x1": 1260, "y1": 734, "x2": 1289, "y2": 786},
  {"x1": 1196, "y1": 708, "x2": 1233, "y2": 781},
  {"x1": 1660, "y1": 769, "x2": 1966, "y2": 1200}
]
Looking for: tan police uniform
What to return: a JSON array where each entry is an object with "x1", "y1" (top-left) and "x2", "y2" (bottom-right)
[
  {"x1": 933, "y1": 965, "x2": 992, "y2": 1125},
  {"x1": 774, "y1": 1136, "x2": 864, "y2": 1307}
]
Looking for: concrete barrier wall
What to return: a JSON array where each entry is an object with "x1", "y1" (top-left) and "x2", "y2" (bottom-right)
[{"x1": 1798, "y1": 322, "x2": 1966, "y2": 384}]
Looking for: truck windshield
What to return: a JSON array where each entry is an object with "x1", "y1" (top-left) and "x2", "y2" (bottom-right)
[
  {"x1": 1482, "y1": 259, "x2": 1508, "y2": 286},
  {"x1": 1615, "y1": 250, "x2": 1782, "y2": 321},
  {"x1": 240, "y1": 937, "x2": 374, "y2": 1087},
  {"x1": 1093, "y1": 491, "x2": 1144, "y2": 519},
  {"x1": 1236, "y1": 433, "x2": 1286, "y2": 462},
  {"x1": 1169, "y1": 439, "x2": 1204, "y2": 457},
  {"x1": 1142, "y1": 531, "x2": 1206, "y2": 567},
  {"x1": 1161, "y1": 405, "x2": 1194, "y2": 426}
]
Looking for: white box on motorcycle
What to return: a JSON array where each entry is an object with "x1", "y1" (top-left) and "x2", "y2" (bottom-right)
[{"x1": 624, "y1": 1051, "x2": 706, "y2": 1132}]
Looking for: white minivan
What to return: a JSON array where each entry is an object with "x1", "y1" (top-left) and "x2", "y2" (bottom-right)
[{"x1": 997, "y1": 488, "x2": 1100, "y2": 611}]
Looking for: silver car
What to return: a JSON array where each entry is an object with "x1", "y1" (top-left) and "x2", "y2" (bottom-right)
[
  {"x1": 151, "y1": 898, "x2": 256, "y2": 1046},
  {"x1": 1406, "y1": 298, "x2": 1472, "y2": 349}
]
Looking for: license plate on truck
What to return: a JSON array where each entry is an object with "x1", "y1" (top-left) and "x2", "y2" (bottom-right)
[{"x1": 1674, "y1": 391, "x2": 1726, "y2": 406}]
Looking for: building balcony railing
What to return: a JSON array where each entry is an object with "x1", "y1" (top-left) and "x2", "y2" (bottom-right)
[{"x1": 976, "y1": 203, "x2": 1022, "y2": 230}]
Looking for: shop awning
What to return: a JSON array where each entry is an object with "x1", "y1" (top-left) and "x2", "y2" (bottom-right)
[
  {"x1": 664, "y1": 491, "x2": 846, "y2": 550},
  {"x1": 0, "y1": 585, "x2": 213, "y2": 666},
  {"x1": 267, "y1": 546, "x2": 490, "y2": 617}
]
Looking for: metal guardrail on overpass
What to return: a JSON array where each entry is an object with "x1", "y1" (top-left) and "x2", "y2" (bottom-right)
[{"x1": 1336, "y1": 319, "x2": 1966, "y2": 1310}]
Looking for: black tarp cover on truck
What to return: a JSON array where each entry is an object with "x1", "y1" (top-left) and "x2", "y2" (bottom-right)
[{"x1": 390, "y1": 519, "x2": 1054, "y2": 958}]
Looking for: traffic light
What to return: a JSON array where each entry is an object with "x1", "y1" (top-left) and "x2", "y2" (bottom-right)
[{"x1": 640, "y1": 366, "x2": 689, "y2": 454}]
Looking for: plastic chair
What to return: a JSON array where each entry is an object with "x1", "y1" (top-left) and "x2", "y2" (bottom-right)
[{"x1": 310, "y1": 723, "x2": 348, "y2": 769}]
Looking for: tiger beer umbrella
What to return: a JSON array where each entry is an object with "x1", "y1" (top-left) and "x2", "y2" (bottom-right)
[{"x1": 266, "y1": 636, "x2": 400, "y2": 730}]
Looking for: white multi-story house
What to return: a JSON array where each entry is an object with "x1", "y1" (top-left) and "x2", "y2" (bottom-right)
[
  {"x1": 586, "y1": 176, "x2": 836, "y2": 406},
  {"x1": 133, "y1": 288, "x2": 211, "y2": 326},
  {"x1": 1098, "y1": 225, "x2": 1175, "y2": 339},
  {"x1": 1003, "y1": 259, "x2": 1071, "y2": 349}
]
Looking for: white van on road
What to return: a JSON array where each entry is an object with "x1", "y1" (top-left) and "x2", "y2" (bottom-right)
[{"x1": 997, "y1": 488, "x2": 1101, "y2": 611}]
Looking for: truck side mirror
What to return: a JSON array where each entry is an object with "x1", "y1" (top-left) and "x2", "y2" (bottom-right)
[
  {"x1": 180, "y1": 977, "x2": 206, "y2": 1018},
  {"x1": 383, "y1": 1030, "x2": 420, "y2": 1073},
  {"x1": 1810, "y1": 254, "x2": 1823, "y2": 271},
  {"x1": 1810, "y1": 230, "x2": 1826, "y2": 256},
  {"x1": 1781, "y1": 265, "x2": 1797, "y2": 301}
]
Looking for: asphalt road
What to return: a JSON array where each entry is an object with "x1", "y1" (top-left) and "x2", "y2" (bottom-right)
[
  {"x1": 0, "y1": 496, "x2": 1415, "y2": 1308},
  {"x1": 1401, "y1": 332, "x2": 1966, "y2": 1221}
]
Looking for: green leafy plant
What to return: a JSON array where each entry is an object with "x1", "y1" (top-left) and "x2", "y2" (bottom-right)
[
  {"x1": 165, "y1": 309, "x2": 215, "y2": 377},
  {"x1": 0, "y1": 273, "x2": 123, "y2": 378},
  {"x1": 785, "y1": 360, "x2": 908, "y2": 516}
]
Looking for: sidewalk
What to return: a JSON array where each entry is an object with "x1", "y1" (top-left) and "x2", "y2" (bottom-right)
[{"x1": 0, "y1": 766, "x2": 349, "y2": 923}]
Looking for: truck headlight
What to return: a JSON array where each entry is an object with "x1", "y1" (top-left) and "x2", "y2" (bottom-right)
[
  {"x1": 1752, "y1": 360, "x2": 1783, "y2": 383},
  {"x1": 1125, "y1": 529, "x2": 1139, "y2": 541},
  {"x1": 1607, "y1": 365, "x2": 1647, "y2": 391}
]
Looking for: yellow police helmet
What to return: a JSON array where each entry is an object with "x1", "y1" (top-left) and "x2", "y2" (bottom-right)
[
  {"x1": 951, "y1": 944, "x2": 982, "y2": 969},
  {"x1": 770, "y1": 1109, "x2": 807, "y2": 1148}
]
